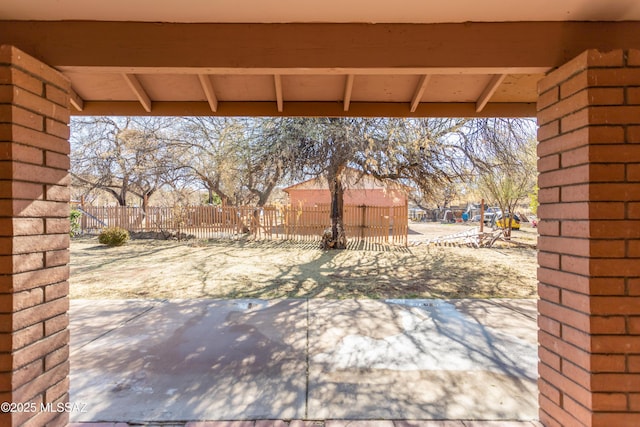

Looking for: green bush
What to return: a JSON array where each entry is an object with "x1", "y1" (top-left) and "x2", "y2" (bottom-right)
[
  {"x1": 70, "y1": 209, "x2": 82, "y2": 237},
  {"x1": 98, "y1": 227, "x2": 130, "y2": 247}
]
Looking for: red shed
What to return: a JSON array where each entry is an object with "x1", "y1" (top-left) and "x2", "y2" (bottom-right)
[{"x1": 283, "y1": 169, "x2": 408, "y2": 208}]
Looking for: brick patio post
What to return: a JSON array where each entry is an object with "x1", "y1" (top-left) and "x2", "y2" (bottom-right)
[
  {"x1": 537, "y1": 49, "x2": 640, "y2": 426},
  {"x1": 0, "y1": 45, "x2": 71, "y2": 427}
]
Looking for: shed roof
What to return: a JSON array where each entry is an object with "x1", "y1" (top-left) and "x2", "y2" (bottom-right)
[{"x1": 283, "y1": 169, "x2": 409, "y2": 193}]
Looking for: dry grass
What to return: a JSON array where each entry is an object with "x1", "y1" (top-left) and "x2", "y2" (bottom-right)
[{"x1": 70, "y1": 225, "x2": 537, "y2": 300}]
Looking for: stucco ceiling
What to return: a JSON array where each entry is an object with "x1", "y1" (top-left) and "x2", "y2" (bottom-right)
[{"x1": 2, "y1": 0, "x2": 640, "y2": 23}]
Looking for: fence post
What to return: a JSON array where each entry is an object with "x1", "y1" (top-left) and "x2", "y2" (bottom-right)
[
  {"x1": 404, "y1": 198, "x2": 408, "y2": 246},
  {"x1": 79, "y1": 196, "x2": 86, "y2": 233},
  {"x1": 360, "y1": 205, "x2": 366, "y2": 240}
]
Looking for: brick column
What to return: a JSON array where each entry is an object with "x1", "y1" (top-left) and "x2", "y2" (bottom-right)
[
  {"x1": 537, "y1": 49, "x2": 640, "y2": 427},
  {"x1": 0, "y1": 46, "x2": 71, "y2": 427}
]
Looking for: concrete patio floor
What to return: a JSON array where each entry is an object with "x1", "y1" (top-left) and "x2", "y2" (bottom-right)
[{"x1": 69, "y1": 298, "x2": 540, "y2": 426}]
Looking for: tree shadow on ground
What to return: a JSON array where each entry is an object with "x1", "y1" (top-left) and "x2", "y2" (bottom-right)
[
  {"x1": 70, "y1": 238, "x2": 537, "y2": 300},
  {"x1": 204, "y1": 241, "x2": 536, "y2": 300}
]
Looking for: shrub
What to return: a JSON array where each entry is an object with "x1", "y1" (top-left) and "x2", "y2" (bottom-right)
[
  {"x1": 70, "y1": 209, "x2": 82, "y2": 237},
  {"x1": 98, "y1": 227, "x2": 130, "y2": 247}
]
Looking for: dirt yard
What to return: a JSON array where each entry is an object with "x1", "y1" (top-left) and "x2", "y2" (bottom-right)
[{"x1": 70, "y1": 222, "x2": 538, "y2": 300}]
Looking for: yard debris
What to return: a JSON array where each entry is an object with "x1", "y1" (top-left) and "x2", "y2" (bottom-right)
[
  {"x1": 320, "y1": 225, "x2": 347, "y2": 250},
  {"x1": 422, "y1": 226, "x2": 505, "y2": 248}
]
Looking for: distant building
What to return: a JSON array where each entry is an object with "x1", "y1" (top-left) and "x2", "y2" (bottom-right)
[{"x1": 283, "y1": 169, "x2": 408, "y2": 207}]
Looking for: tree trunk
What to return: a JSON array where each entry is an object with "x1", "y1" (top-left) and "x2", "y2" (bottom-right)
[
  {"x1": 142, "y1": 193, "x2": 149, "y2": 214},
  {"x1": 250, "y1": 193, "x2": 271, "y2": 237},
  {"x1": 324, "y1": 168, "x2": 347, "y2": 249},
  {"x1": 504, "y1": 212, "x2": 513, "y2": 240}
]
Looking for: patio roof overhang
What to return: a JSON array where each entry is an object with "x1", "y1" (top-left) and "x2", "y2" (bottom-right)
[{"x1": 2, "y1": 1, "x2": 640, "y2": 117}]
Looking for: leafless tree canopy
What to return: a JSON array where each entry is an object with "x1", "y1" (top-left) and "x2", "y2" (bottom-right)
[
  {"x1": 71, "y1": 117, "x2": 185, "y2": 208},
  {"x1": 70, "y1": 116, "x2": 537, "y2": 246}
]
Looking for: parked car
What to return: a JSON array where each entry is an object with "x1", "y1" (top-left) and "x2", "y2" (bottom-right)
[
  {"x1": 469, "y1": 208, "x2": 502, "y2": 224},
  {"x1": 495, "y1": 213, "x2": 521, "y2": 230},
  {"x1": 482, "y1": 207, "x2": 502, "y2": 225}
]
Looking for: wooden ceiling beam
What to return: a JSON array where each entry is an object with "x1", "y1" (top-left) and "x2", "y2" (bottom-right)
[
  {"x1": 59, "y1": 66, "x2": 547, "y2": 75},
  {"x1": 198, "y1": 74, "x2": 218, "y2": 112},
  {"x1": 69, "y1": 87, "x2": 84, "y2": 112},
  {"x1": 343, "y1": 74, "x2": 354, "y2": 112},
  {"x1": 122, "y1": 73, "x2": 152, "y2": 112},
  {"x1": 71, "y1": 100, "x2": 536, "y2": 118},
  {"x1": 4, "y1": 21, "x2": 640, "y2": 70},
  {"x1": 410, "y1": 75, "x2": 431, "y2": 113},
  {"x1": 476, "y1": 74, "x2": 506, "y2": 112},
  {"x1": 274, "y1": 74, "x2": 283, "y2": 112}
]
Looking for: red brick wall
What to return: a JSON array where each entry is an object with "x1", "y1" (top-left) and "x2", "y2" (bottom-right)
[
  {"x1": 0, "y1": 45, "x2": 70, "y2": 427},
  {"x1": 537, "y1": 49, "x2": 640, "y2": 426}
]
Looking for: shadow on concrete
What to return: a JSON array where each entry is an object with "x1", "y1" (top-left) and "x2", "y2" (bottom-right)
[
  {"x1": 69, "y1": 299, "x2": 538, "y2": 423},
  {"x1": 306, "y1": 299, "x2": 537, "y2": 420},
  {"x1": 71, "y1": 299, "x2": 308, "y2": 422}
]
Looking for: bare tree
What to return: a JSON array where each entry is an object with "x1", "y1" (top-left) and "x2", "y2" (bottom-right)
[
  {"x1": 410, "y1": 181, "x2": 460, "y2": 211},
  {"x1": 479, "y1": 135, "x2": 538, "y2": 237},
  {"x1": 173, "y1": 117, "x2": 292, "y2": 208},
  {"x1": 277, "y1": 118, "x2": 370, "y2": 249},
  {"x1": 236, "y1": 118, "x2": 293, "y2": 207},
  {"x1": 362, "y1": 118, "x2": 536, "y2": 215},
  {"x1": 70, "y1": 115, "x2": 536, "y2": 247},
  {"x1": 356, "y1": 118, "x2": 471, "y2": 201},
  {"x1": 285, "y1": 117, "x2": 536, "y2": 248},
  {"x1": 70, "y1": 117, "x2": 182, "y2": 210},
  {"x1": 172, "y1": 117, "x2": 241, "y2": 205}
]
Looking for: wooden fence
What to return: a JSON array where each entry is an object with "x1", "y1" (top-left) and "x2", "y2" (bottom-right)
[{"x1": 77, "y1": 204, "x2": 408, "y2": 246}]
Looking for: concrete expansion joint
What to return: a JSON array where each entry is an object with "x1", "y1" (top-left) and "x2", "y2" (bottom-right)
[{"x1": 69, "y1": 299, "x2": 539, "y2": 423}]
